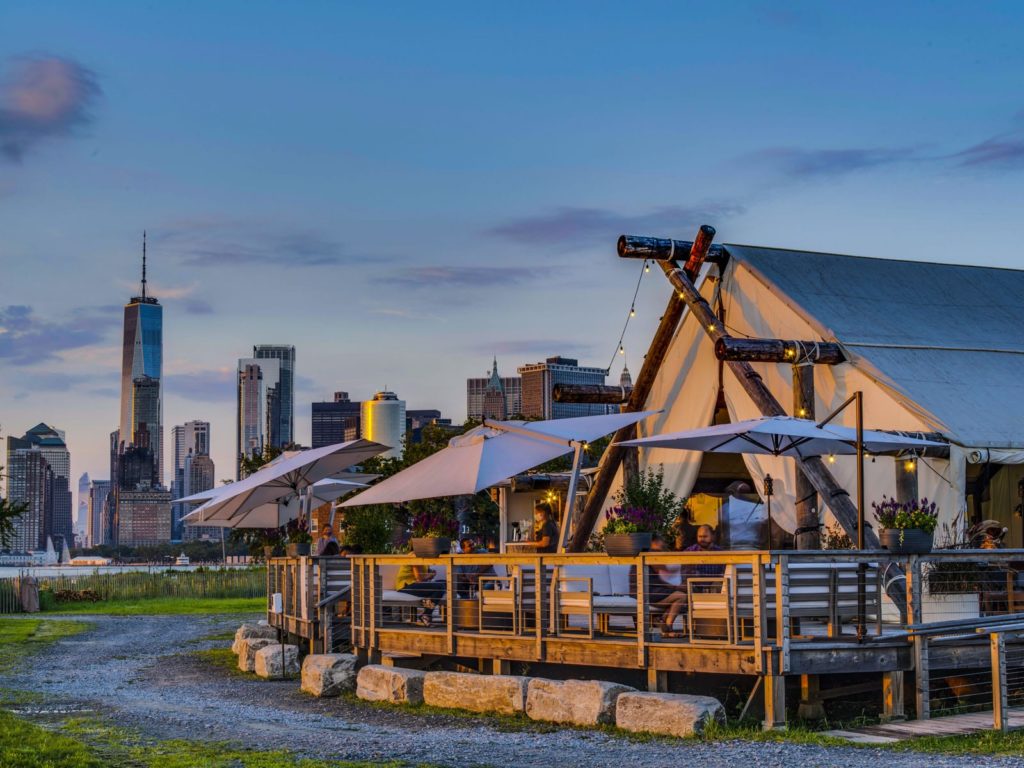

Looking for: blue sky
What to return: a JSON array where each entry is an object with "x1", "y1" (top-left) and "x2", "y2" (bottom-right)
[{"x1": 2, "y1": 1, "x2": 1024, "y2": 492}]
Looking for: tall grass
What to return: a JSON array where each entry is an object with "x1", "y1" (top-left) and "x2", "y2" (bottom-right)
[{"x1": 0, "y1": 568, "x2": 266, "y2": 613}]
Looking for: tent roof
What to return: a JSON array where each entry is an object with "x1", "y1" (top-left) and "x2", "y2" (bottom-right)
[{"x1": 725, "y1": 245, "x2": 1024, "y2": 448}]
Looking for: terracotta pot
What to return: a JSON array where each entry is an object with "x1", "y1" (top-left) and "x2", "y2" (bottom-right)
[
  {"x1": 411, "y1": 537, "x2": 450, "y2": 558},
  {"x1": 604, "y1": 532, "x2": 652, "y2": 557}
]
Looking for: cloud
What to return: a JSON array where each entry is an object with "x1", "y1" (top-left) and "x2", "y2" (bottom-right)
[
  {"x1": 154, "y1": 220, "x2": 357, "y2": 268},
  {"x1": 744, "y1": 146, "x2": 915, "y2": 179},
  {"x1": 952, "y1": 134, "x2": 1024, "y2": 168},
  {"x1": 0, "y1": 304, "x2": 118, "y2": 366},
  {"x1": 182, "y1": 298, "x2": 215, "y2": 315},
  {"x1": 388, "y1": 265, "x2": 553, "y2": 288},
  {"x1": 163, "y1": 368, "x2": 235, "y2": 402},
  {"x1": 11, "y1": 371, "x2": 95, "y2": 392},
  {"x1": 486, "y1": 202, "x2": 744, "y2": 246},
  {"x1": 0, "y1": 55, "x2": 100, "y2": 161},
  {"x1": 472, "y1": 339, "x2": 597, "y2": 358}
]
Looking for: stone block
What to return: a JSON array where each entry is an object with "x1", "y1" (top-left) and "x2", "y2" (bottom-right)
[
  {"x1": 615, "y1": 692, "x2": 725, "y2": 737},
  {"x1": 232, "y1": 623, "x2": 277, "y2": 655},
  {"x1": 423, "y1": 671, "x2": 527, "y2": 715},
  {"x1": 301, "y1": 653, "x2": 358, "y2": 697},
  {"x1": 237, "y1": 637, "x2": 276, "y2": 672},
  {"x1": 356, "y1": 665, "x2": 426, "y2": 705},
  {"x1": 253, "y1": 643, "x2": 300, "y2": 678},
  {"x1": 526, "y1": 678, "x2": 635, "y2": 726}
]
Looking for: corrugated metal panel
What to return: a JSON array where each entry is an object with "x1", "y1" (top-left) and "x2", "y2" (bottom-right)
[{"x1": 726, "y1": 245, "x2": 1024, "y2": 447}]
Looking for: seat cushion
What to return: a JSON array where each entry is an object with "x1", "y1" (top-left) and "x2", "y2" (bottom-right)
[
  {"x1": 593, "y1": 595, "x2": 637, "y2": 611},
  {"x1": 561, "y1": 566, "x2": 613, "y2": 595},
  {"x1": 608, "y1": 566, "x2": 632, "y2": 596},
  {"x1": 382, "y1": 590, "x2": 422, "y2": 604}
]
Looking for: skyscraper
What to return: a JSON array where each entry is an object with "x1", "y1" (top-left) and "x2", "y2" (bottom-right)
[
  {"x1": 467, "y1": 359, "x2": 522, "y2": 420},
  {"x1": 311, "y1": 392, "x2": 361, "y2": 448},
  {"x1": 87, "y1": 479, "x2": 111, "y2": 547},
  {"x1": 236, "y1": 357, "x2": 280, "y2": 477},
  {"x1": 518, "y1": 356, "x2": 609, "y2": 420},
  {"x1": 171, "y1": 421, "x2": 211, "y2": 539},
  {"x1": 5, "y1": 424, "x2": 72, "y2": 551},
  {"x1": 77, "y1": 472, "x2": 90, "y2": 543},
  {"x1": 253, "y1": 345, "x2": 295, "y2": 447},
  {"x1": 118, "y1": 234, "x2": 163, "y2": 484},
  {"x1": 361, "y1": 391, "x2": 406, "y2": 459},
  {"x1": 481, "y1": 358, "x2": 508, "y2": 420},
  {"x1": 4, "y1": 441, "x2": 52, "y2": 551},
  {"x1": 182, "y1": 452, "x2": 217, "y2": 541}
]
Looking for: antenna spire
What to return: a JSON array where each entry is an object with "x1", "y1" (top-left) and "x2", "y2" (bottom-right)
[{"x1": 141, "y1": 230, "x2": 148, "y2": 299}]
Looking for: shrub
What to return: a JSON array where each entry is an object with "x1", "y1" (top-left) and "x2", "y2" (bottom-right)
[{"x1": 340, "y1": 505, "x2": 396, "y2": 553}]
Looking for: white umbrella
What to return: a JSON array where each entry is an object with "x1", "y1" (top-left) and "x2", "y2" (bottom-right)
[
  {"x1": 190, "y1": 439, "x2": 388, "y2": 524},
  {"x1": 617, "y1": 416, "x2": 945, "y2": 457},
  {"x1": 341, "y1": 410, "x2": 661, "y2": 552}
]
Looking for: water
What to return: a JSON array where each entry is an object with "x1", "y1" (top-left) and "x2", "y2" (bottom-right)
[{"x1": 0, "y1": 564, "x2": 251, "y2": 578}]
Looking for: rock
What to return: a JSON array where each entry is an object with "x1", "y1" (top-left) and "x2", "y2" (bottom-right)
[
  {"x1": 526, "y1": 678, "x2": 635, "y2": 726},
  {"x1": 615, "y1": 692, "x2": 725, "y2": 737},
  {"x1": 356, "y1": 665, "x2": 426, "y2": 705},
  {"x1": 236, "y1": 638, "x2": 276, "y2": 672},
  {"x1": 253, "y1": 644, "x2": 300, "y2": 678},
  {"x1": 301, "y1": 653, "x2": 358, "y2": 697},
  {"x1": 232, "y1": 623, "x2": 277, "y2": 655},
  {"x1": 423, "y1": 671, "x2": 527, "y2": 715}
]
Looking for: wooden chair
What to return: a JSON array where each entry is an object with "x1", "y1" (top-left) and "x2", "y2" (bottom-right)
[
  {"x1": 550, "y1": 576, "x2": 594, "y2": 638},
  {"x1": 687, "y1": 576, "x2": 733, "y2": 644}
]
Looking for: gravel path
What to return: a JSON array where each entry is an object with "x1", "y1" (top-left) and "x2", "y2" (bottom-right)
[{"x1": 4, "y1": 614, "x2": 1019, "y2": 767}]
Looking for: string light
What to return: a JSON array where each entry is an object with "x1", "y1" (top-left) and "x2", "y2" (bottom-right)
[
  {"x1": 644, "y1": 261, "x2": 650, "y2": 273},
  {"x1": 606, "y1": 259, "x2": 648, "y2": 372},
  {"x1": 827, "y1": 453, "x2": 837, "y2": 464},
  {"x1": 630, "y1": 306, "x2": 636, "y2": 318},
  {"x1": 619, "y1": 345, "x2": 625, "y2": 355},
  {"x1": 797, "y1": 407, "x2": 807, "y2": 417},
  {"x1": 904, "y1": 458, "x2": 917, "y2": 473}
]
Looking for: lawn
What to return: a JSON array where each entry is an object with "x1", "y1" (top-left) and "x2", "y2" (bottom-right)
[
  {"x1": 0, "y1": 618, "x2": 87, "y2": 673},
  {"x1": 46, "y1": 596, "x2": 265, "y2": 615}
]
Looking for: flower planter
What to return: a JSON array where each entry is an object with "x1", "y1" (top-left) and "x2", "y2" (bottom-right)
[
  {"x1": 411, "y1": 537, "x2": 450, "y2": 558},
  {"x1": 286, "y1": 542, "x2": 311, "y2": 557},
  {"x1": 604, "y1": 532, "x2": 652, "y2": 557},
  {"x1": 880, "y1": 528, "x2": 933, "y2": 554}
]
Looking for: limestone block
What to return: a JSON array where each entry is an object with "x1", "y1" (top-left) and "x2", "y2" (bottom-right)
[
  {"x1": 232, "y1": 623, "x2": 277, "y2": 655},
  {"x1": 423, "y1": 671, "x2": 527, "y2": 715},
  {"x1": 526, "y1": 678, "x2": 635, "y2": 726},
  {"x1": 237, "y1": 638, "x2": 276, "y2": 672},
  {"x1": 301, "y1": 653, "x2": 358, "y2": 697},
  {"x1": 253, "y1": 644, "x2": 300, "y2": 678},
  {"x1": 615, "y1": 692, "x2": 725, "y2": 737},
  {"x1": 356, "y1": 665, "x2": 427, "y2": 705}
]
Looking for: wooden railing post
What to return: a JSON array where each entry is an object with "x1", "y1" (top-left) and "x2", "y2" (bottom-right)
[
  {"x1": 775, "y1": 555, "x2": 790, "y2": 674},
  {"x1": 991, "y1": 631, "x2": 1008, "y2": 732}
]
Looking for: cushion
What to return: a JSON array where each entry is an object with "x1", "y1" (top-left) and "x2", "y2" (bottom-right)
[
  {"x1": 382, "y1": 590, "x2": 422, "y2": 604},
  {"x1": 608, "y1": 566, "x2": 632, "y2": 596},
  {"x1": 593, "y1": 595, "x2": 637, "y2": 611},
  {"x1": 561, "y1": 566, "x2": 613, "y2": 595}
]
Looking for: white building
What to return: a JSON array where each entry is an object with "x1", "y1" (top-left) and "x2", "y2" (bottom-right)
[{"x1": 361, "y1": 391, "x2": 406, "y2": 459}]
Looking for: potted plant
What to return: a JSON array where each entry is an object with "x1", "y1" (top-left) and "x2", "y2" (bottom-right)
[
  {"x1": 873, "y1": 496, "x2": 938, "y2": 554},
  {"x1": 409, "y1": 507, "x2": 459, "y2": 558},
  {"x1": 602, "y1": 506, "x2": 662, "y2": 556},
  {"x1": 285, "y1": 517, "x2": 312, "y2": 557}
]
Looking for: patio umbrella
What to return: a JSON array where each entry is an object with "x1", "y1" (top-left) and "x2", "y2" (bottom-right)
[
  {"x1": 188, "y1": 439, "x2": 389, "y2": 525},
  {"x1": 617, "y1": 416, "x2": 945, "y2": 458},
  {"x1": 341, "y1": 410, "x2": 662, "y2": 551}
]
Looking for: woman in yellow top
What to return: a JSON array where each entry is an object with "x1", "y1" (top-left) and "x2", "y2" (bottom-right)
[{"x1": 397, "y1": 562, "x2": 446, "y2": 625}]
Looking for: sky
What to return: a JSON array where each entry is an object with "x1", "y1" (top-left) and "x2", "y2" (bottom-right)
[{"x1": 2, "y1": 1, "x2": 1024, "y2": 509}]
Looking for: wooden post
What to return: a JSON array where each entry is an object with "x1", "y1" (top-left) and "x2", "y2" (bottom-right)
[
  {"x1": 717, "y1": 337, "x2": 845, "y2": 365},
  {"x1": 763, "y1": 663, "x2": 787, "y2": 730},
  {"x1": 792, "y1": 364, "x2": 820, "y2": 550},
  {"x1": 882, "y1": 671, "x2": 906, "y2": 722},
  {"x1": 553, "y1": 383, "x2": 632, "y2": 404},
  {"x1": 647, "y1": 668, "x2": 669, "y2": 692},
  {"x1": 798, "y1": 675, "x2": 825, "y2": 721},
  {"x1": 621, "y1": 419, "x2": 640, "y2": 491},
  {"x1": 569, "y1": 225, "x2": 717, "y2": 551},
  {"x1": 991, "y1": 632, "x2": 1008, "y2": 732},
  {"x1": 913, "y1": 637, "x2": 930, "y2": 720}
]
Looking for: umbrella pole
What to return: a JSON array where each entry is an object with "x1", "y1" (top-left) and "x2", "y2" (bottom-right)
[
  {"x1": 856, "y1": 391, "x2": 867, "y2": 642},
  {"x1": 558, "y1": 442, "x2": 585, "y2": 553}
]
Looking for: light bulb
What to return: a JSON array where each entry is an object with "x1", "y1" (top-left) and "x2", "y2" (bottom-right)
[
  {"x1": 798, "y1": 408, "x2": 807, "y2": 417},
  {"x1": 644, "y1": 263, "x2": 650, "y2": 273},
  {"x1": 827, "y1": 454, "x2": 836, "y2": 464},
  {"x1": 904, "y1": 459, "x2": 917, "y2": 473},
  {"x1": 619, "y1": 345, "x2": 625, "y2": 355},
  {"x1": 630, "y1": 307, "x2": 636, "y2": 317}
]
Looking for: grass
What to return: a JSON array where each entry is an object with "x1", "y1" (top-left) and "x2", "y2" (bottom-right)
[
  {"x1": 46, "y1": 596, "x2": 265, "y2": 615},
  {"x1": 0, "y1": 713, "x2": 417, "y2": 768},
  {"x1": 0, "y1": 618, "x2": 88, "y2": 673},
  {"x1": 193, "y1": 647, "x2": 249, "y2": 677}
]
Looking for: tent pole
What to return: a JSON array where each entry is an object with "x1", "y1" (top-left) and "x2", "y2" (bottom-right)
[
  {"x1": 856, "y1": 391, "x2": 867, "y2": 642},
  {"x1": 559, "y1": 442, "x2": 585, "y2": 553},
  {"x1": 793, "y1": 364, "x2": 820, "y2": 550}
]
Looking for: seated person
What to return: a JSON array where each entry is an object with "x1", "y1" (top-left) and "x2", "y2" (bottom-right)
[
  {"x1": 659, "y1": 525, "x2": 724, "y2": 637},
  {"x1": 455, "y1": 537, "x2": 494, "y2": 597},
  {"x1": 396, "y1": 562, "x2": 446, "y2": 626},
  {"x1": 315, "y1": 524, "x2": 340, "y2": 556}
]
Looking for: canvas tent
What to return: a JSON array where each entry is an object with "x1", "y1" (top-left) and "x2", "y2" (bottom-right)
[{"x1": 606, "y1": 245, "x2": 1024, "y2": 540}]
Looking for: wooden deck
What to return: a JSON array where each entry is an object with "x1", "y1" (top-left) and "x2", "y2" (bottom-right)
[{"x1": 828, "y1": 706, "x2": 1024, "y2": 743}]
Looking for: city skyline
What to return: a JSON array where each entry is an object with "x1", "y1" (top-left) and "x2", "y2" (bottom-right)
[{"x1": 4, "y1": 3, "x2": 1024, "y2": 508}]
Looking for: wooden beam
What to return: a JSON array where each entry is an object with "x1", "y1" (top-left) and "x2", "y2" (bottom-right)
[
  {"x1": 717, "y1": 337, "x2": 845, "y2": 365},
  {"x1": 569, "y1": 225, "x2": 717, "y2": 551},
  {"x1": 617, "y1": 234, "x2": 728, "y2": 267},
  {"x1": 793, "y1": 365, "x2": 820, "y2": 550},
  {"x1": 553, "y1": 383, "x2": 632, "y2": 404}
]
